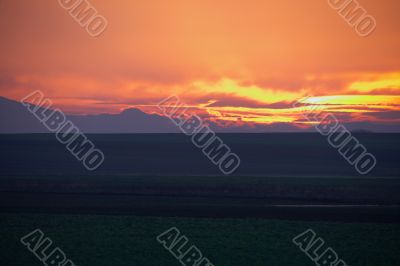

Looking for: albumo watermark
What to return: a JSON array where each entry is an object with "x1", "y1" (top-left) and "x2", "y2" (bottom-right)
[
  {"x1": 21, "y1": 90, "x2": 105, "y2": 171},
  {"x1": 157, "y1": 227, "x2": 215, "y2": 266},
  {"x1": 328, "y1": 0, "x2": 376, "y2": 37},
  {"x1": 158, "y1": 95, "x2": 241, "y2": 175},
  {"x1": 293, "y1": 229, "x2": 349, "y2": 266},
  {"x1": 58, "y1": 0, "x2": 108, "y2": 37},
  {"x1": 21, "y1": 229, "x2": 77, "y2": 266}
]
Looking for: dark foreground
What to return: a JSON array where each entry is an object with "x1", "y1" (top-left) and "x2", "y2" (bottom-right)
[
  {"x1": 0, "y1": 133, "x2": 399, "y2": 222},
  {"x1": 0, "y1": 134, "x2": 399, "y2": 265},
  {"x1": 1, "y1": 175, "x2": 400, "y2": 222},
  {"x1": 1, "y1": 133, "x2": 399, "y2": 177},
  {"x1": 1, "y1": 214, "x2": 400, "y2": 266}
]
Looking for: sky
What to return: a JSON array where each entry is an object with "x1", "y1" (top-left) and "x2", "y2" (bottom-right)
[{"x1": 1, "y1": 0, "x2": 400, "y2": 130}]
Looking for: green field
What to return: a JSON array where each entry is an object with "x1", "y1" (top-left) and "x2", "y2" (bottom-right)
[{"x1": 1, "y1": 213, "x2": 399, "y2": 266}]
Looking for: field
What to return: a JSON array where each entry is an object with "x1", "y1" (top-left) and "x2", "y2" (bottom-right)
[
  {"x1": 0, "y1": 133, "x2": 399, "y2": 265},
  {"x1": 1, "y1": 133, "x2": 399, "y2": 177},
  {"x1": 1, "y1": 214, "x2": 400, "y2": 266}
]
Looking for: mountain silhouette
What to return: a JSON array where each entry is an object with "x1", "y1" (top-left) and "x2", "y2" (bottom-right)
[
  {"x1": 70, "y1": 108, "x2": 179, "y2": 133},
  {"x1": 0, "y1": 96, "x2": 49, "y2": 133},
  {"x1": 1, "y1": 96, "x2": 399, "y2": 133},
  {"x1": 0, "y1": 96, "x2": 179, "y2": 133}
]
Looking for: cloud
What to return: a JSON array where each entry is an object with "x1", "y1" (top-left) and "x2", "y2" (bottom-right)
[{"x1": 1, "y1": 1, "x2": 400, "y2": 129}]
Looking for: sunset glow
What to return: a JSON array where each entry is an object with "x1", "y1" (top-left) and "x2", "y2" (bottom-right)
[{"x1": 1, "y1": 0, "x2": 399, "y2": 130}]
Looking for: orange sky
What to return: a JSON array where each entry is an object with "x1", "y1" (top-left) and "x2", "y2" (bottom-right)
[{"x1": 1, "y1": 0, "x2": 400, "y2": 128}]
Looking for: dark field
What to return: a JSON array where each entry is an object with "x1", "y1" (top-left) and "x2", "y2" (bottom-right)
[
  {"x1": 0, "y1": 133, "x2": 399, "y2": 265},
  {"x1": 1, "y1": 133, "x2": 399, "y2": 177},
  {"x1": 1, "y1": 214, "x2": 400, "y2": 266}
]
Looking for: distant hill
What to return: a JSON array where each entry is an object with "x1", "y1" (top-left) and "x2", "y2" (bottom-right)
[
  {"x1": 1, "y1": 96, "x2": 399, "y2": 133},
  {"x1": 0, "y1": 96, "x2": 179, "y2": 133},
  {"x1": 70, "y1": 108, "x2": 180, "y2": 133},
  {"x1": 0, "y1": 96, "x2": 49, "y2": 133},
  {"x1": 0, "y1": 96, "x2": 301, "y2": 133}
]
